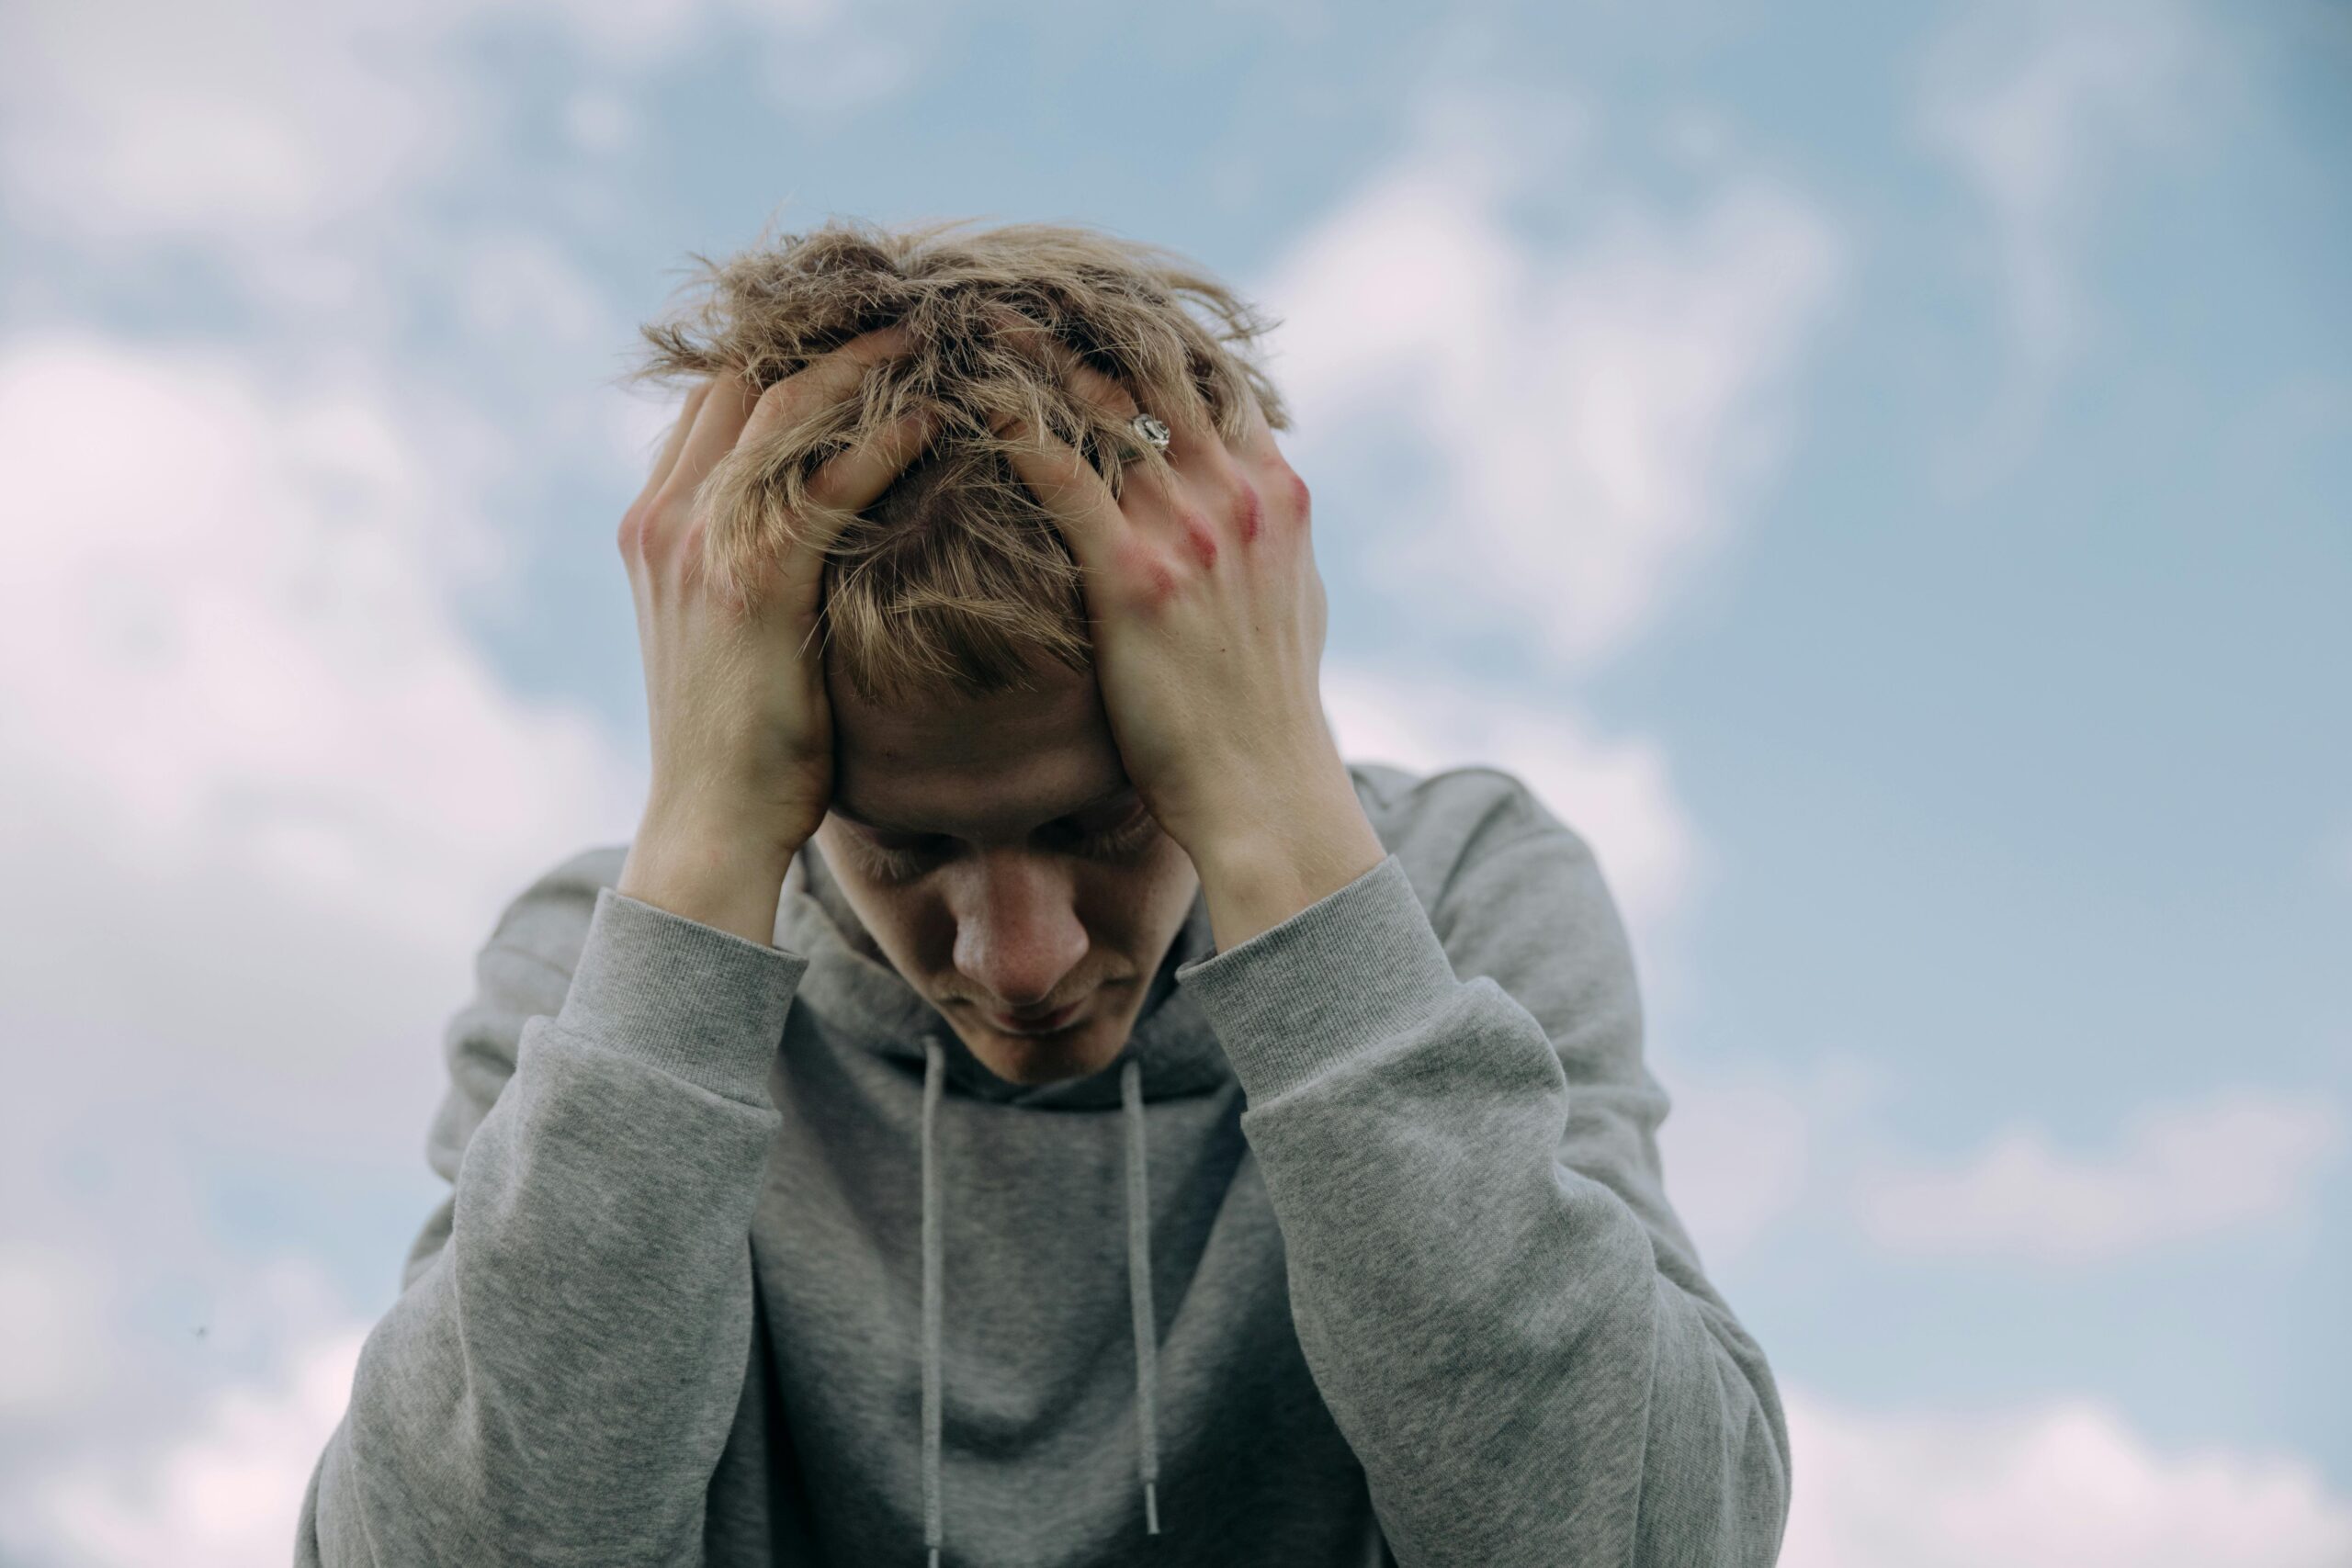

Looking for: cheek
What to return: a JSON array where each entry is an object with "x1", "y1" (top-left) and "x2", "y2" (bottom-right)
[
  {"x1": 818, "y1": 840, "x2": 934, "y2": 940},
  {"x1": 1075, "y1": 852, "x2": 1193, "y2": 948},
  {"x1": 1137, "y1": 841, "x2": 1204, "y2": 927}
]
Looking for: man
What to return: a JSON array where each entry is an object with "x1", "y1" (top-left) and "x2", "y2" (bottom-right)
[{"x1": 296, "y1": 217, "x2": 1791, "y2": 1567}]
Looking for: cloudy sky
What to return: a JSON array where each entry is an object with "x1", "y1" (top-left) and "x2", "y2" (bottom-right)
[{"x1": 1, "y1": 0, "x2": 2346, "y2": 1562}]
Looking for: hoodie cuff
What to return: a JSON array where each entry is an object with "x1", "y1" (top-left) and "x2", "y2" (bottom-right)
[
  {"x1": 1174, "y1": 853, "x2": 1463, "y2": 1104},
  {"x1": 552, "y1": 886, "x2": 809, "y2": 1105}
]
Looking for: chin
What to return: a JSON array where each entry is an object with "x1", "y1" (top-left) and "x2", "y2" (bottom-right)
[{"x1": 964, "y1": 1014, "x2": 1125, "y2": 1086}]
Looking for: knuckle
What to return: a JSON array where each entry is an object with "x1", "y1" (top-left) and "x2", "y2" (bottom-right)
[
  {"x1": 628, "y1": 488, "x2": 704, "y2": 568},
  {"x1": 619, "y1": 495, "x2": 673, "y2": 561},
  {"x1": 755, "y1": 376, "x2": 808, "y2": 427},
  {"x1": 1114, "y1": 538, "x2": 1179, "y2": 612},
  {"x1": 1228, "y1": 476, "x2": 1264, "y2": 544},
  {"x1": 1173, "y1": 506, "x2": 1219, "y2": 569}
]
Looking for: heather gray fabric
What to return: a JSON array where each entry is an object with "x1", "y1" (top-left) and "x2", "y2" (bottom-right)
[{"x1": 296, "y1": 760, "x2": 1791, "y2": 1566}]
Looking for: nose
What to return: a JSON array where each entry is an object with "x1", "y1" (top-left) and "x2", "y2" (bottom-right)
[{"x1": 947, "y1": 852, "x2": 1090, "y2": 1010}]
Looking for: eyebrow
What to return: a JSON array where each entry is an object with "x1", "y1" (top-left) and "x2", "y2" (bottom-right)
[{"x1": 831, "y1": 782, "x2": 1138, "y2": 837}]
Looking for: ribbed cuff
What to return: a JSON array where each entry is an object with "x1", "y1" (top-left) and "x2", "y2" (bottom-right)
[
  {"x1": 552, "y1": 886, "x2": 810, "y2": 1104},
  {"x1": 1174, "y1": 853, "x2": 1462, "y2": 1104}
]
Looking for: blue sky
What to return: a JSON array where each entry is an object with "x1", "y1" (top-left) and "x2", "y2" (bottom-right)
[{"x1": 1, "y1": 0, "x2": 2346, "y2": 1562}]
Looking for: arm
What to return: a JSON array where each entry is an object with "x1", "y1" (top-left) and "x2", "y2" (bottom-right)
[
  {"x1": 294, "y1": 852, "x2": 807, "y2": 1567},
  {"x1": 1173, "y1": 788, "x2": 1792, "y2": 1568}
]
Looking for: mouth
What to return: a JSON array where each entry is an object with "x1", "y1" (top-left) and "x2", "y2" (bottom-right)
[{"x1": 983, "y1": 997, "x2": 1088, "y2": 1035}]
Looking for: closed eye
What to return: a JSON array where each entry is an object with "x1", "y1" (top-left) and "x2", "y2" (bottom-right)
[{"x1": 856, "y1": 804, "x2": 1158, "y2": 879}]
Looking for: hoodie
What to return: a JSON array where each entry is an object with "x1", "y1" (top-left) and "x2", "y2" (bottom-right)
[{"x1": 296, "y1": 760, "x2": 1791, "y2": 1566}]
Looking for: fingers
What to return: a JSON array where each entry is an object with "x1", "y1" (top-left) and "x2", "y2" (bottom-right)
[
  {"x1": 638, "y1": 379, "x2": 713, "y2": 506},
  {"x1": 646, "y1": 326, "x2": 918, "y2": 516},
  {"x1": 987, "y1": 310, "x2": 1143, "y2": 423},
  {"x1": 991, "y1": 410, "x2": 1127, "y2": 562},
  {"x1": 1232, "y1": 385, "x2": 1280, "y2": 458},
  {"x1": 740, "y1": 324, "x2": 915, "y2": 449},
  {"x1": 1062, "y1": 355, "x2": 1141, "y2": 424},
  {"x1": 662, "y1": 370, "x2": 761, "y2": 512},
  {"x1": 806, "y1": 407, "x2": 944, "y2": 513},
  {"x1": 992, "y1": 310, "x2": 1227, "y2": 475}
]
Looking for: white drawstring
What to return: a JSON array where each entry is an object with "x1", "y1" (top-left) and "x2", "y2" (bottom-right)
[
  {"x1": 1122, "y1": 1055, "x2": 1163, "y2": 1535},
  {"x1": 915, "y1": 1037, "x2": 1165, "y2": 1563},
  {"x1": 920, "y1": 1038, "x2": 945, "y2": 1568}
]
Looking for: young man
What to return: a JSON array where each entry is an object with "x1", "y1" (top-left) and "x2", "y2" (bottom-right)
[{"x1": 296, "y1": 219, "x2": 1792, "y2": 1566}]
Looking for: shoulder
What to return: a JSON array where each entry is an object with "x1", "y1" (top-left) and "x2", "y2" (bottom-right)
[
  {"x1": 477, "y1": 841, "x2": 631, "y2": 982},
  {"x1": 1345, "y1": 759, "x2": 1598, "y2": 898},
  {"x1": 1344, "y1": 759, "x2": 1645, "y2": 1071},
  {"x1": 1345, "y1": 758, "x2": 1631, "y2": 976}
]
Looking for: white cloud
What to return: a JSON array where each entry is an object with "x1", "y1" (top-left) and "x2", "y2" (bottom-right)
[
  {"x1": 1319, "y1": 663, "x2": 1897, "y2": 1277},
  {"x1": 12, "y1": 1316, "x2": 368, "y2": 1568},
  {"x1": 0, "y1": 334, "x2": 641, "y2": 946},
  {"x1": 1657, "y1": 1077, "x2": 1814, "y2": 1264},
  {"x1": 1260, "y1": 92, "x2": 1844, "y2": 667},
  {"x1": 0, "y1": 0, "x2": 905, "y2": 310},
  {"x1": 0, "y1": 1251, "x2": 364, "y2": 1566},
  {"x1": 1272, "y1": 88, "x2": 1854, "y2": 1280},
  {"x1": 0, "y1": 0, "x2": 698, "y2": 480},
  {"x1": 25, "y1": 1344, "x2": 2352, "y2": 1568},
  {"x1": 0, "y1": 330, "x2": 645, "y2": 1244},
  {"x1": 0, "y1": 1243, "x2": 112, "y2": 1416},
  {"x1": 0, "y1": 332, "x2": 646, "y2": 1547},
  {"x1": 1914, "y1": 0, "x2": 2213, "y2": 475},
  {"x1": 1857, "y1": 1088, "x2": 2343, "y2": 1261},
  {"x1": 0, "y1": 0, "x2": 465, "y2": 254},
  {"x1": 749, "y1": 11, "x2": 923, "y2": 118},
  {"x1": 563, "y1": 88, "x2": 640, "y2": 153},
  {"x1": 1321, "y1": 662, "x2": 1696, "y2": 947},
  {"x1": 1782, "y1": 1382, "x2": 2352, "y2": 1568},
  {"x1": 460, "y1": 231, "x2": 619, "y2": 350},
  {"x1": 1650, "y1": 1049, "x2": 1894, "y2": 1269}
]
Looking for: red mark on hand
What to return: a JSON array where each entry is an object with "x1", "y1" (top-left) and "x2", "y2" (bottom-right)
[
  {"x1": 1182, "y1": 510, "x2": 1219, "y2": 569},
  {"x1": 1120, "y1": 537, "x2": 1180, "y2": 608}
]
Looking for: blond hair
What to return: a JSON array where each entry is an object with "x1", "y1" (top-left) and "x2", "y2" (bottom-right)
[{"x1": 624, "y1": 216, "x2": 1291, "y2": 706}]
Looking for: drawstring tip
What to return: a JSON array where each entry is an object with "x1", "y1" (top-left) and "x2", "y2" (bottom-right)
[
  {"x1": 1144, "y1": 1478, "x2": 1160, "y2": 1535},
  {"x1": 928, "y1": 1550, "x2": 940, "y2": 1568}
]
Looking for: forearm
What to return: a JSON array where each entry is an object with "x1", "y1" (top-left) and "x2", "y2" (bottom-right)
[
  {"x1": 1177, "y1": 852, "x2": 1791, "y2": 1566},
  {"x1": 300, "y1": 891, "x2": 805, "y2": 1565},
  {"x1": 1248, "y1": 1018, "x2": 1786, "y2": 1565},
  {"x1": 619, "y1": 817, "x2": 800, "y2": 948},
  {"x1": 1191, "y1": 784, "x2": 1388, "y2": 955}
]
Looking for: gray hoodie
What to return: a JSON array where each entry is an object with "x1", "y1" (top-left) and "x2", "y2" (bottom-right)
[{"x1": 295, "y1": 760, "x2": 1790, "y2": 1566}]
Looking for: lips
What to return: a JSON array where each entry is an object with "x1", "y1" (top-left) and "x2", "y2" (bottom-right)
[{"x1": 986, "y1": 998, "x2": 1085, "y2": 1034}]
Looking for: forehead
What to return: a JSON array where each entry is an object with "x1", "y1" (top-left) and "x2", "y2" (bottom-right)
[{"x1": 826, "y1": 660, "x2": 1132, "y2": 837}]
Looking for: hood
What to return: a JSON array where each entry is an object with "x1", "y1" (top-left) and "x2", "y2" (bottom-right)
[
  {"x1": 771, "y1": 831, "x2": 1238, "y2": 1110},
  {"x1": 771, "y1": 834, "x2": 1233, "y2": 1558}
]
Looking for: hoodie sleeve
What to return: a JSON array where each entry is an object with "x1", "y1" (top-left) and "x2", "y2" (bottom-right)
[
  {"x1": 294, "y1": 853, "x2": 808, "y2": 1568},
  {"x1": 1172, "y1": 784, "x2": 1791, "y2": 1568}
]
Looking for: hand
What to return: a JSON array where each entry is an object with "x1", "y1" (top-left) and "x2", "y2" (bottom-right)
[
  {"x1": 990, "y1": 339, "x2": 1363, "y2": 874},
  {"x1": 615, "y1": 327, "x2": 934, "y2": 942}
]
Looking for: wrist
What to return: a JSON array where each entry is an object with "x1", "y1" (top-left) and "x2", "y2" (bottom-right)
[
  {"x1": 1180, "y1": 755, "x2": 1369, "y2": 880},
  {"x1": 617, "y1": 819, "x2": 801, "y2": 948},
  {"x1": 1185, "y1": 778, "x2": 1386, "y2": 953}
]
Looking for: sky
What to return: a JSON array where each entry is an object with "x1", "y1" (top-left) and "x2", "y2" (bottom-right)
[{"x1": 0, "y1": 0, "x2": 2346, "y2": 1562}]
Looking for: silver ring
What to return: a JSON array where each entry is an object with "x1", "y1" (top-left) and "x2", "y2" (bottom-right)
[{"x1": 1128, "y1": 412, "x2": 1171, "y2": 451}]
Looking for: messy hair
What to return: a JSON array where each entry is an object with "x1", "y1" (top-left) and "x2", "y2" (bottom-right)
[{"x1": 623, "y1": 216, "x2": 1291, "y2": 706}]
